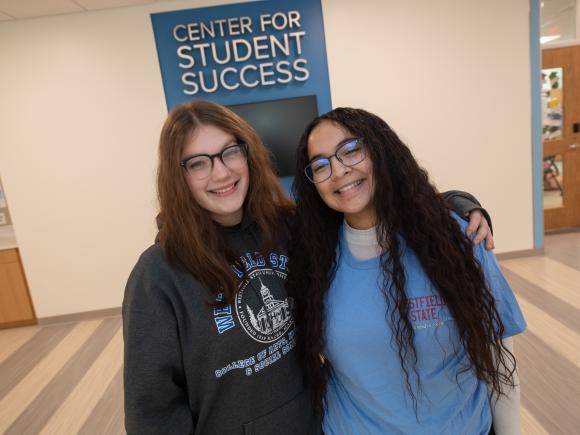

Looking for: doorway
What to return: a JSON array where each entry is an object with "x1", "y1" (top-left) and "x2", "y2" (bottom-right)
[{"x1": 542, "y1": 44, "x2": 580, "y2": 230}]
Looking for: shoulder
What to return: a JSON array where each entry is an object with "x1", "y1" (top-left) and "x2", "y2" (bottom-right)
[
  {"x1": 449, "y1": 211, "x2": 484, "y2": 251},
  {"x1": 135, "y1": 242, "x2": 167, "y2": 267},
  {"x1": 448, "y1": 211, "x2": 494, "y2": 268},
  {"x1": 129, "y1": 243, "x2": 174, "y2": 281},
  {"x1": 124, "y1": 243, "x2": 185, "y2": 309},
  {"x1": 448, "y1": 211, "x2": 502, "y2": 282},
  {"x1": 449, "y1": 210, "x2": 469, "y2": 232}
]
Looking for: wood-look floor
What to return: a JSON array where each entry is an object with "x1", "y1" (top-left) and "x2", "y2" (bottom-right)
[{"x1": 0, "y1": 233, "x2": 578, "y2": 434}]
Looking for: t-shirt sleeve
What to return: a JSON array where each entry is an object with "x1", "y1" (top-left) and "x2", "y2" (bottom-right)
[
  {"x1": 473, "y1": 241, "x2": 527, "y2": 338},
  {"x1": 450, "y1": 212, "x2": 527, "y2": 338}
]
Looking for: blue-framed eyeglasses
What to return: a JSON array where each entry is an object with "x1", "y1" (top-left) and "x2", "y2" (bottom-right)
[{"x1": 304, "y1": 138, "x2": 366, "y2": 183}]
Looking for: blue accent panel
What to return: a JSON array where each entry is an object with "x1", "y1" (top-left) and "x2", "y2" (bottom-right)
[
  {"x1": 530, "y1": 0, "x2": 543, "y2": 248},
  {"x1": 279, "y1": 176, "x2": 293, "y2": 198}
]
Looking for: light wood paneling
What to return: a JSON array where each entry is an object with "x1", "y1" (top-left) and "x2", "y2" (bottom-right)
[
  {"x1": 502, "y1": 267, "x2": 580, "y2": 333},
  {"x1": 503, "y1": 232, "x2": 580, "y2": 434},
  {"x1": 0, "y1": 248, "x2": 35, "y2": 324},
  {"x1": 78, "y1": 367, "x2": 125, "y2": 435},
  {"x1": 0, "y1": 249, "x2": 18, "y2": 263},
  {"x1": 0, "y1": 324, "x2": 40, "y2": 364},
  {"x1": 0, "y1": 323, "x2": 74, "y2": 401},
  {"x1": 0, "y1": 320, "x2": 101, "y2": 433},
  {"x1": 517, "y1": 296, "x2": 580, "y2": 368},
  {"x1": 544, "y1": 231, "x2": 580, "y2": 272},
  {"x1": 4, "y1": 317, "x2": 121, "y2": 435},
  {"x1": 521, "y1": 406, "x2": 550, "y2": 435},
  {"x1": 501, "y1": 256, "x2": 580, "y2": 310},
  {"x1": 516, "y1": 331, "x2": 580, "y2": 434},
  {"x1": 40, "y1": 328, "x2": 124, "y2": 434}
]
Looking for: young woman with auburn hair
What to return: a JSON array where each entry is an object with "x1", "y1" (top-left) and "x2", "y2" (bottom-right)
[
  {"x1": 123, "y1": 100, "x2": 494, "y2": 434},
  {"x1": 123, "y1": 100, "x2": 316, "y2": 435},
  {"x1": 289, "y1": 107, "x2": 526, "y2": 435}
]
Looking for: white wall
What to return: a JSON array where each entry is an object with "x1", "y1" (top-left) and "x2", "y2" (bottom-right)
[
  {"x1": 0, "y1": 0, "x2": 533, "y2": 318},
  {"x1": 323, "y1": 0, "x2": 533, "y2": 253}
]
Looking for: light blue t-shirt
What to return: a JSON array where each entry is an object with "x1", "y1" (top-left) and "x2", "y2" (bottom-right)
[{"x1": 323, "y1": 217, "x2": 527, "y2": 435}]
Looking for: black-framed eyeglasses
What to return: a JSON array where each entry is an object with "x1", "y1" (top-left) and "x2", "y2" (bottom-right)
[
  {"x1": 304, "y1": 138, "x2": 366, "y2": 183},
  {"x1": 180, "y1": 143, "x2": 248, "y2": 180}
]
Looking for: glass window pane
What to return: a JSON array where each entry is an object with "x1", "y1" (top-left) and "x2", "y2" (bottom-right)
[
  {"x1": 541, "y1": 0, "x2": 576, "y2": 44},
  {"x1": 543, "y1": 154, "x2": 564, "y2": 209}
]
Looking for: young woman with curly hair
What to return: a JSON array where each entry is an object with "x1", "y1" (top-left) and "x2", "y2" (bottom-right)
[
  {"x1": 123, "y1": 100, "x2": 494, "y2": 435},
  {"x1": 289, "y1": 107, "x2": 526, "y2": 435}
]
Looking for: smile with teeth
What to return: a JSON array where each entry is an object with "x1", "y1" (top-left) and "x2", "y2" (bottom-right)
[
  {"x1": 210, "y1": 181, "x2": 237, "y2": 195},
  {"x1": 336, "y1": 179, "x2": 363, "y2": 194}
]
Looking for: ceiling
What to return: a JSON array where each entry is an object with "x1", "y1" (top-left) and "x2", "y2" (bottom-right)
[{"x1": 0, "y1": 0, "x2": 182, "y2": 21}]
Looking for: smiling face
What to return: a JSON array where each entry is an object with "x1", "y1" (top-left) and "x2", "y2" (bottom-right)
[
  {"x1": 182, "y1": 123, "x2": 249, "y2": 226},
  {"x1": 307, "y1": 120, "x2": 376, "y2": 229}
]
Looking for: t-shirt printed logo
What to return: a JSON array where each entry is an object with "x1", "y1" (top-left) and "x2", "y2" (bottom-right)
[
  {"x1": 233, "y1": 251, "x2": 294, "y2": 343},
  {"x1": 407, "y1": 294, "x2": 451, "y2": 330}
]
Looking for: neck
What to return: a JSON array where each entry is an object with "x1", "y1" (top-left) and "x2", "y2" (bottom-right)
[
  {"x1": 344, "y1": 210, "x2": 376, "y2": 230},
  {"x1": 212, "y1": 209, "x2": 243, "y2": 227}
]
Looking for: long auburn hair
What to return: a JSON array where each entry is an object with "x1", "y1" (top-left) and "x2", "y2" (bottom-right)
[
  {"x1": 157, "y1": 100, "x2": 293, "y2": 305},
  {"x1": 288, "y1": 107, "x2": 516, "y2": 410}
]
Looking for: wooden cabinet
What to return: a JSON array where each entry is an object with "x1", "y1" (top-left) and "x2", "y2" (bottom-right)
[{"x1": 0, "y1": 248, "x2": 36, "y2": 328}]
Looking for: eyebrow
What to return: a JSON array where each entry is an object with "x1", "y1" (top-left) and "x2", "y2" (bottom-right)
[{"x1": 308, "y1": 137, "x2": 357, "y2": 162}]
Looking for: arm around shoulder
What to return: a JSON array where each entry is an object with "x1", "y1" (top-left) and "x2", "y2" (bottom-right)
[{"x1": 442, "y1": 190, "x2": 493, "y2": 233}]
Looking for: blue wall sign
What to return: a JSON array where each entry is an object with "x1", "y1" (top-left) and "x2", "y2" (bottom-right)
[{"x1": 151, "y1": 0, "x2": 332, "y2": 114}]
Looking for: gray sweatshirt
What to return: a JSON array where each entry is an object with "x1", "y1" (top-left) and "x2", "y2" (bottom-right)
[{"x1": 123, "y1": 213, "x2": 319, "y2": 435}]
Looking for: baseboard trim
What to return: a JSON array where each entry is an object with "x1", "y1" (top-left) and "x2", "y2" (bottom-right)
[
  {"x1": 0, "y1": 319, "x2": 37, "y2": 330},
  {"x1": 544, "y1": 227, "x2": 580, "y2": 235},
  {"x1": 38, "y1": 307, "x2": 122, "y2": 326},
  {"x1": 496, "y1": 247, "x2": 545, "y2": 260}
]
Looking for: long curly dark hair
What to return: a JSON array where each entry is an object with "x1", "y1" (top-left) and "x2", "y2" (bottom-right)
[{"x1": 288, "y1": 107, "x2": 515, "y2": 411}]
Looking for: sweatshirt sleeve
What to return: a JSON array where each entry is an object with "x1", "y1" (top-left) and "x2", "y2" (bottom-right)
[
  {"x1": 122, "y1": 250, "x2": 194, "y2": 435},
  {"x1": 442, "y1": 190, "x2": 493, "y2": 233}
]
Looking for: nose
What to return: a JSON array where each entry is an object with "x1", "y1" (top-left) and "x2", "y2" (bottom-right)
[
  {"x1": 210, "y1": 157, "x2": 231, "y2": 179},
  {"x1": 330, "y1": 156, "x2": 351, "y2": 180}
]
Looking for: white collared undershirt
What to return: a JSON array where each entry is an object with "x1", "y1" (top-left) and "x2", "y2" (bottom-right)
[{"x1": 343, "y1": 219, "x2": 382, "y2": 261}]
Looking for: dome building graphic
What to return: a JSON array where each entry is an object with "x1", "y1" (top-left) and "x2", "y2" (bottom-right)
[{"x1": 247, "y1": 279, "x2": 290, "y2": 334}]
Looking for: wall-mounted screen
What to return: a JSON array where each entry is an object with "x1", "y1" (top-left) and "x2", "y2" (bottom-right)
[{"x1": 229, "y1": 95, "x2": 319, "y2": 177}]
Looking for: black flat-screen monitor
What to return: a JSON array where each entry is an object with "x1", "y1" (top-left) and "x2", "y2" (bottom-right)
[{"x1": 228, "y1": 95, "x2": 319, "y2": 178}]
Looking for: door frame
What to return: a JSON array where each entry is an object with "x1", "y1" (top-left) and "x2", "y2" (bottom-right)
[{"x1": 531, "y1": 0, "x2": 543, "y2": 247}]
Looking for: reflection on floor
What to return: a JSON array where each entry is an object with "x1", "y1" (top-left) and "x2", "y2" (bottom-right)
[{"x1": 0, "y1": 233, "x2": 579, "y2": 434}]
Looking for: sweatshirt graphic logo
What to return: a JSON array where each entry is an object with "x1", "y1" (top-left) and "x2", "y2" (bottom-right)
[
  {"x1": 233, "y1": 252, "x2": 293, "y2": 343},
  {"x1": 246, "y1": 278, "x2": 291, "y2": 335}
]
